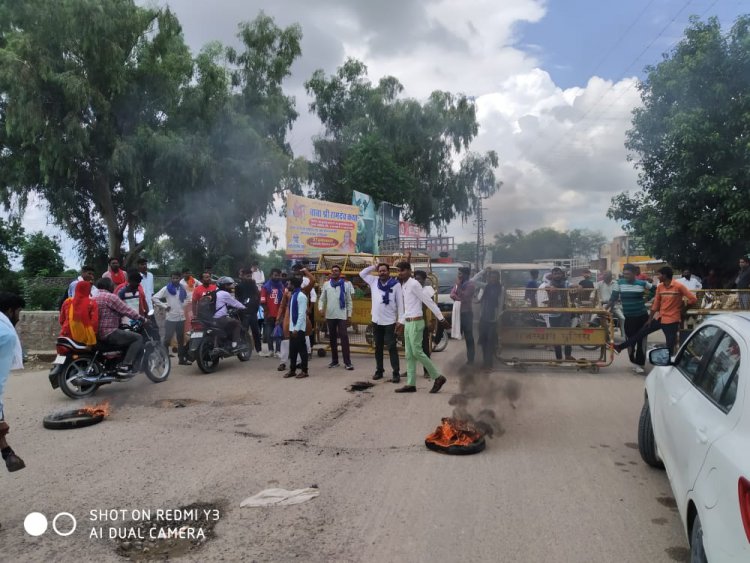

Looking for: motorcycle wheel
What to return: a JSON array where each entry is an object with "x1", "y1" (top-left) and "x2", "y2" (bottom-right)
[
  {"x1": 197, "y1": 338, "x2": 219, "y2": 373},
  {"x1": 144, "y1": 342, "x2": 171, "y2": 382},
  {"x1": 59, "y1": 358, "x2": 101, "y2": 400},
  {"x1": 237, "y1": 332, "x2": 253, "y2": 362}
]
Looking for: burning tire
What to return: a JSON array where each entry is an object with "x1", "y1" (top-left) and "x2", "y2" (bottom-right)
[
  {"x1": 43, "y1": 409, "x2": 105, "y2": 430},
  {"x1": 425, "y1": 417, "x2": 487, "y2": 456}
]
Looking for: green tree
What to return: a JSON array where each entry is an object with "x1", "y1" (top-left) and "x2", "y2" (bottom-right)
[
  {"x1": 0, "y1": 216, "x2": 24, "y2": 292},
  {"x1": 608, "y1": 16, "x2": 750, "y2": 272},
  {"x1": 21, "y1": 232, "x2": 65, "y2": 277},
  {"x1": 455, "y1": 242, "x2": 477, "y2": 263},
  {"x1": 305, "y1": 59, "x2": 500, "y2": 230}
]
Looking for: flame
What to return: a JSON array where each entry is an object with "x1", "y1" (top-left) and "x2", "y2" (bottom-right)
[
  {"x1": 77, "y1": 400, "x2": 111, "y2": 418},
  {"x1": 425, "y1": 417, "x2": 483, "y2": 448}
]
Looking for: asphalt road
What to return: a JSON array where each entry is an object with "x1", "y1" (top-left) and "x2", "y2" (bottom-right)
[{"x1": 2, "y1": 341, "x2": 689, "y2": 562}]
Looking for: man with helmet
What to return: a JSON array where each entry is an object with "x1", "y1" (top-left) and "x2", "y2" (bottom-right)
[{"x1": 214, "y1": 277, "x2": 247, "y2": 351}]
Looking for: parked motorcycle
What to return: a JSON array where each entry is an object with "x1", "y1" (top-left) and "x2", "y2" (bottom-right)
[
  {"x1": 188, "y1": 308, "x2": 252, "y2": 373},
  {"x1": 48, "y1": 313, "x2": 171, "y2": 399}
]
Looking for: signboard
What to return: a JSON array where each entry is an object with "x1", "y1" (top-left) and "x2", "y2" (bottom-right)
[
  {"x1": 399, "y1": 221, "x2": 427, "y2": 238},
  {"x1": 286, "y1": 194, "x2": 359, "y2": 258},
  {"x1": 352, "y1": 191, "x2": 376, "y2": 254},
  {"x1": 376, "y1": 202, "x2": 401, "y2": 253}
]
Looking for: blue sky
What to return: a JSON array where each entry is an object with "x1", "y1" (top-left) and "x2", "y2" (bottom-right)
[{"x1": 521, "y1": 0, "x2": 748, "y2": 88}]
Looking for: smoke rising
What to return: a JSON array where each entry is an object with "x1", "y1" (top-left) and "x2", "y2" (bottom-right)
[{"x1": 446, "y1": 357, "x2": 521, "y2": 438}]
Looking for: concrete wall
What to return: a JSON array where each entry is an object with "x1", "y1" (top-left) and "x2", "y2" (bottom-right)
[{"x1": 17, "y1": 311, "x2": 60, "y2": 353}]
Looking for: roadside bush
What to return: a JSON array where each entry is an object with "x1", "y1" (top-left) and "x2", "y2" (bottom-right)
[{"x1": 22, "y1": 280, "x2": 68, "y2": 311}]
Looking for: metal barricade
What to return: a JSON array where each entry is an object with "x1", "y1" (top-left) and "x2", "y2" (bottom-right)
[
  {"x1": 499, "y1": 288, "x2": 614, "y2": 372},
  {"x1": 681, "y1": 288, "x2": 750, "y2": 339}
]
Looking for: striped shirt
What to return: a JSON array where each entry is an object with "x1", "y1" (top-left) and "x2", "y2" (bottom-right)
[{"x1": 611, "y1": 279, "x2": 652, "y2": 318}]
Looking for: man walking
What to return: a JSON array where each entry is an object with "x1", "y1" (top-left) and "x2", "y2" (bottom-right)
[
  {"x1": 153, "y1": 272, "x2": 191, "y2": 365},
  {"x1": 137, "y1": 258, "x2": 154, "y2": 311},
  {"x1": 260, "y1": 269, "x2": 285, "y2": 357},
  {"x1": 102, "y1": 257, "x2": 126, "y2": 286},
  {"x1": 614, "y1": 266, "x2": 697, "y2": 356},
  {"x1": 394, "y1": 261, "x2": 450, "y2": 394},
  {"x1": 472, "y1": 268, "x2": 504, "y2": 371},
  {"x1": 319, "y1": 265, "x2": 354, "y2": 370},
  {"x1": 0, "y1": 292, "x2": 26, "y2": 473},
  {"x1": 94, "y1": 278, "x2": 145, "y2": 377},
  {"x1": 608, "y1": 264, "x2": 652, "y2": 373},
  {"x1": 450, "y1": 266, "x2": 476, "y2": 365},
  {"x1": 360, "y1": 261, "x2": 403, "y2": 382}
]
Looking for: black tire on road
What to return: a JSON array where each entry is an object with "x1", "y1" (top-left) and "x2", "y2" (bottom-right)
[
  {"x1": 43, "y1": 409, "x2": 104, "y2": 430},
  {"x1": 638, "y1": 400, "x2": 664, "y2": 468},
  {"x1": 144, "y1": 342, "x2": 171, "y2": 382},
  {"x1": 196, "y1": 338, "x2": 219, "y2": 374},
  {"x1": 59, "y1": 358, "x2": 100, "y2": 400},
  {"x1": 690, "y1": 514, "x2": 708, "y2": 563},
  {"x1": 425, "y1": 437, "x2": 486, "y2": 455}
]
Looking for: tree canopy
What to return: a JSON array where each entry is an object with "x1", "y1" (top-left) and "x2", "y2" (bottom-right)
[
  {"x1": 305, "y1": 59, "x2": 500, "y2": 230},
  {"x1": 608, "y1": 16, "x2": 750, "y2": 272},
  {"x1": 21, "y1": 232, "x2": 65, "y2": 277}
]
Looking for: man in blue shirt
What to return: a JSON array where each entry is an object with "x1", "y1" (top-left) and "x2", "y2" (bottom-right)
[
  {"x1": 284, "y1": 277, "x2": 309, "y2": 379},
  {"x1": 0, "y1": 292, "x2": 26, "y2": 473}
]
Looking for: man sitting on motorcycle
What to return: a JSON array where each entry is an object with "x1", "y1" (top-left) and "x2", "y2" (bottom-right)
[
  {"x1": 114, "y1": 269, "x2": 149, "y2": 318},
  {"x1": 94, "y1": 278, "x2": 146, "y2": 377},
  {"x1": 214, "y1": 277, "x2": 247, "y2": 352}
]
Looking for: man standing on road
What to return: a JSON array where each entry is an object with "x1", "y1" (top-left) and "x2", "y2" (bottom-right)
[
  {"x1": 731, "y1": 256, "x2": 750, "y2": 309},
  {"x1": 180, "y1": 268, "x2": 196, "y2": 327},
  {"x1": 0, "y1": 292, "x2": 26, "y2": 473},
  {"x1": 539, "y1": 267, "x2": 575, "y2": 362},
  {"x1": 235, "y1": 268, "x2": 262, "y2": 356},
  {"x1": 360, "y1": 262, "x2": 403, "y2": 382},
  {"x1": 578, "y1": 269, "x2": 595, "y2": 303},
  {"x1": 472, "y1": 267, "x2": 504, "y2": 371},
  {"x1": 251, "y1": 262, "x2": 265, "y2": 286},
  {"x1": 394, "y1": 261, "x2": 450, "y2": 394},
  {"x1": 94, "y1": 278, "x2": 145, "y2": 377},
  {"x1": 67, "y1": 265, "x2": 99, "y2": 298},
  {"x1": 282, "y1": 276, "x2": 310, "y2": 379},
  {"x1": 260, "y1": 269, "x2": 285, "y2": 357},
  {"x1": 676, "y1": 269, "x2": 702, "y2": 292},
  {"x1": 153, "y1": 272, "x2": 191, "y2": 365},
  {"x1": 596, "y1": 271, "x2": 625, "y2": 338},
  {"x1": 450, "y1": 267, "x2": 476, "y2": 365},
  {"x1": 319, "y1": 265, "x2": 354, "y2": 370},
  {"x1": 608, "y1": 264, "x2": 652, "y2": 373},
  {"x1": 102, "y1": 257, "x2": 126, "y2": 286},
  {"x1": 614, "y1": 266, "x2": 697, "y2": 356},
  {"x1": 137, "y1": 258, "x2": 154, "y2": 311}
]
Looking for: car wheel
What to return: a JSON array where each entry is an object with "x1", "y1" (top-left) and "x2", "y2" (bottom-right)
[
  {"x1": 637, "y1": 399, "x2": 664, "y2": 468},
  {"x1": 690, "y1": 514, "x2": 708, "y2": 563}
]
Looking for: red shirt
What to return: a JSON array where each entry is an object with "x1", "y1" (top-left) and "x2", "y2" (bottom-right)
[
  {"x1": 192, "y1": 284, "x2": 218, "y2": 315},
  {"x1": 261, "y1": 282, "x2": 285, "y2": 318},
  {"x1": 103, "y1": 268, "x2": 127, "y2": 286}
]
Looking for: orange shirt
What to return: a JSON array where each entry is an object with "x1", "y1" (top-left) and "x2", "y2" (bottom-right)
[{"x1": 652, "y1": 281, "x2": 697, "y2": 324}]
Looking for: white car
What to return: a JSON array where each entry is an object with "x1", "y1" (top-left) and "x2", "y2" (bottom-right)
[{"x1": 639, "y1": 313, "x2": 750, "y2": 562}]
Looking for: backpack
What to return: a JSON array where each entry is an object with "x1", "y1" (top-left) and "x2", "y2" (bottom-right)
[{"x1": 196, "y1": 290, "x2": 219, "y2": 323}]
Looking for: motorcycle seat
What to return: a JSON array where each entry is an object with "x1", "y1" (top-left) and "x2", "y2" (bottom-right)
[{"x1": 56, "y1": 337, "x2": 92, "y2": 351}]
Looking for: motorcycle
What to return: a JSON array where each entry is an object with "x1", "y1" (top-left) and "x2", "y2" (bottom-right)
[
  {"x1": 188, "y1": 308, "x2": 252, "y2": 373},
  {"x1": 48, "y1": 313, "x2": 171, "y2": 399}
]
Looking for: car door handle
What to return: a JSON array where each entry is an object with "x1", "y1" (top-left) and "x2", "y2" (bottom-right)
[{"x1": 697, "y1": 428, "x2": 708, "y2": 444}]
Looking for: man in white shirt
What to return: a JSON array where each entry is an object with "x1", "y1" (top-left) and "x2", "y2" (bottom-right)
[
  {"x1": 251, "y1": 262, "x2": 265, "y2": 286},
  {"x1": 153, "y1": 272, "x2": 191, "y2": 365},
  {"x1": 67, "y1": 265, "x2": 99, "y2": 298},
  {"x1": 676, "y1": 269, "x2": 702, "y2": 291},
  {"x1": 595, "y1": 271, "x2": 625, "y2": 337},
  {"x1": 319, "y1": 265, "x2": 355, "y2": 369},
  {"x1": 360, "y1": 262, "x2": 403, "y2": 383},
  {"x1": 395, "y1": 261, "x2": 450, "y2": 393},
  {"x1": 137, "y1": 258, "x2": 154, "y2": 311}
]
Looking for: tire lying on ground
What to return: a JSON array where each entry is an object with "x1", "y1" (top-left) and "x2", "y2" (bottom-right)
[
  {"x1": 424, "y1": 437, "x2": 486, "y2": 455},
  {"x1": 43, "y1": 410, "x2": 104, "y2": 430}
]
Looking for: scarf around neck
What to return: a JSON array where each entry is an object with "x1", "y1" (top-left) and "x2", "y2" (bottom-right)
[
  {"x1": 377, "y1": 277, "x2": 398, "y2": 305},
  {"x1": 330, "y1": 277, "x2": 346, "y2": 309},
  {"x1": 291, "y1": 288, "x2": 302, "y2": 326},
  {"x1": 167, "y1": 281, "x2": 187, "y2": 302}
]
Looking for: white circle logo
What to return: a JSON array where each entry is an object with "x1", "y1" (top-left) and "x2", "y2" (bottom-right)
[
  {"x1": 52, "y1": 512, "x2": 77, "y2": 537},
  {"x1": 24, "y1": 512, "x2": 48, "y2": 536}
]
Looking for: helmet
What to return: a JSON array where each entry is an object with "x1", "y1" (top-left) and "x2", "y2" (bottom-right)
[{"x1": 217, "y1": 276, "x2": 235, "y2": 288}]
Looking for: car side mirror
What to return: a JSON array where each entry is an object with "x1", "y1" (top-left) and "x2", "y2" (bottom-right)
[{"x1": 649, "y1": 347, "x2": 672, "y2": 366}]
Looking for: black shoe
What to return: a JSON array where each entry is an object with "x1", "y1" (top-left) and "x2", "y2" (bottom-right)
[
  {"x1": 277, "y1": 363, "x2": 286, "y2": 372},
  {"x1": 115, "y1": 366, "x2": 135, "y2": 379},
  {"x1": 429, "y1": 376, "x2": 447, "y2": 394},
  {"x1": 4, "y1": 451, "x2": 25, "y2": 472},
  {"x1": 372, "y1": 373, "x2": 384, "y2": 381},
  {"x1": 327, "y1": 362, "x2": 340, "y2": 368},
  {"x1": 345, "y1": 364, "x2": 354, "y2": 371},
  {"x1": 395, "y1": 385, "x2": 417, "y2": 393},
  {"x1": 283, "y1": 371, "x2": 297, "y2": 379},
  {"x1": 295, "y1": 371, "x2": 309, "y2": 379},
  {"x1": 178, "y1": 359, "x2": 192, "y2": 366},
  {"x1": 391, "y1": 374, "x2": 401, "y2": 384}
]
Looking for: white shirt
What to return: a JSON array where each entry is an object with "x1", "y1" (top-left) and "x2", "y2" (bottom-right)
[
  {"x1": 252, "y1": 269, "x2": 265, "y2": 285},
  {"x1": 140, "y1": 271, "x2": 154, "y2": 310},
  {"x1": 359, "y1": 265, "x2": 403, "y2": 325},
  {"x1": 153, "y1": 285, "x2": 187, "y2": 322},
  {"x1": 302, "y1": 276, "x2": 317, "y2": 303},
  {"x1": 676, "y1": 276, "x2": 702, "y2": 291},
  {"x1": 398, "y1": 277, "x2": 444, "y2": 323},
  {"x1": 68, "y1": 276, "x2": 99, "y2": 298},
  {"x1": 595, "y1": 280, "x2": 617, "y2": 304}
]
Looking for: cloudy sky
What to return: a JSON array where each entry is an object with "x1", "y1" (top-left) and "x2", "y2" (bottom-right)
[{"x1": 20, "y1": 0, "x2": 749, "y2": 266}]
